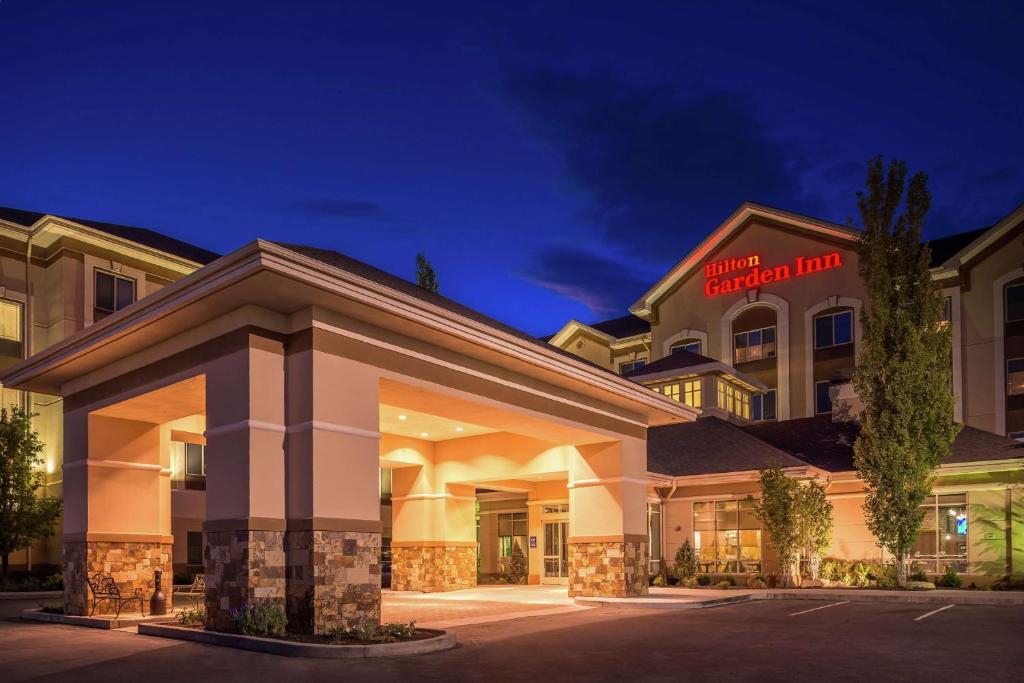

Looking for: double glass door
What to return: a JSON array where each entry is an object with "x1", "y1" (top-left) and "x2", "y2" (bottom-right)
[{"x1": 543, "y1": 521, "x2": 568, "y2": 584}]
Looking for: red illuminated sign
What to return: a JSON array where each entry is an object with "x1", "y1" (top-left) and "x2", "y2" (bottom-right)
[{"x1": 704, "y1": 252, "x2": 843, "y2": 297}]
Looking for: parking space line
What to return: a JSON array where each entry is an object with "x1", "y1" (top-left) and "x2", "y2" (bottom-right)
[
  {"x1": 789, "y1": 601, "x2": 849, "y2": 616},
  {"x1": 914, "y1": 604, "x2": 955, "y2": 621}
]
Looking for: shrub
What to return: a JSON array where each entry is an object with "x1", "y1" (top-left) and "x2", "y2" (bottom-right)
[
  {"x1": 329, "y1": 621, "x2": 417, "y2": 644},
  {"x1": 875, "y1": 565, "x2": 899, "y2": 588},
  {"x1": 651, "y1": 575, "x2": 666, "y2": 587},
  {"x1": 751, "y1": 578, "x2": 768, "y2": 589},
  {"x1": 716, "y1": 580, "x2": 732, "y2": 590},
  {"x1": 850, "y1": 561, "x2": 871, "y2": 587},
  {"x1": 908, "y1": 570, "x2": 929, "y2": 583},
  {"x1": 673, "y1": 540, "x2": 699, "y2": 582},
  {"x1": 722, "y1": 574, "x2": 737, "y2": 586},
  {"x1": 41, "y1": 573, "x2": 62, "y2": 591},
  {"x1": 37, "y1": 603, "x2": 63, "y2": 614},
  {"x1": 681, "y1": 577, "x2": 699, "y2": 588},
  {"x1": 177, "y1": 607, "x2": 206, "y2": 626},
  {"x1": 230, "y1": 602, "x2": 287, "y2": 637},
  {"x1": 935, "y1": 566, "x2": 962, "y2": 589},
  {"x1": 696, "y1": 574, "x2": 711, "y2": 587}
]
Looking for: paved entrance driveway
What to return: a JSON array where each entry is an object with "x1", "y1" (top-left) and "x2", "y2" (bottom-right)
[{"x1": 383, "y1": 585, "x2": 584, "y2": 628}]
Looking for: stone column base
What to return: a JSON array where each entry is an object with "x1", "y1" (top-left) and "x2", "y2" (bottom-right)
[
  {"x1": 285, "y1": 530, "x2": 381, "y2": 634},
  {"x1": 205, "y1": 528, "x2": 286, "y2": 631},
  {"x1": 63, "y1": 539, "x2": 172, "y2": 616},
  {"x1": 391, "y1": 544, "x2": 476, "y2": 592},
  {"x1": 568, "y1": 540, "x2": 648, "y2": 598}
]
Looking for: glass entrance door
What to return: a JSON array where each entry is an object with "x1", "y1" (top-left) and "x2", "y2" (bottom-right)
[{"x1": 543, "y1": 521, "x2": 568, "y2": 584}]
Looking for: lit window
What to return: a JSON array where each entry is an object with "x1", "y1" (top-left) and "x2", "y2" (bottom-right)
[
  {"x1": 716, "y1": 381, "x2": 750, "y2": 419},
  {"x1": 815, "y1": 380, "x2": 832, "y2": 414},
  {"x1": 658, "y1": 383, "x2": 680, "y2": 401},
  {"x1": 497, "y1": 512, "x2": 528, "y2": 559},
  {"x1": 693, "y1": 500, "x2": 762, "y2": 573},
  {"x1": 1008, "y1": 358, "x2": 1024, "y2": 396},
  {"x1": 682, "y1": 379, "x2": 701, "y2": 408},
  {"x1": 733, "y1": 326, "x2": 776, "y2": 364},
  {"x1": 670, "y1": 339, "x2": 701, "y2": 355},
  {"x1": 648, "y1": 503, "x2": 662, "y2": 573},
  {"x1": 814, "y1": 310, "x2": 853, "y2": 349},
  {"x1": 94, "y1": 270, "x2": 136, "y2": 321},
  {"x1": 0, "y1": 300, "x2": 22, "y2": 341},
  {"x1": 620, "y1": 359, "x2": 646, "y2": 374},
  {"x1": 911, "y1": 494, "x2": 967, "y2": 574},
  {"x1": 752, "y1": 389, "x2": 777, "y2": 421},
  {"x1": 1007, "y1": 284, "x2": 1024, "y2": 323}
]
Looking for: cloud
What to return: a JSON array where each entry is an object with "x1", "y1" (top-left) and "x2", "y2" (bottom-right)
[
  {"x1": 505, "y1": 68, "x2": 811, "y2": 261},
  {"x1": 523, "y1": 244, "x2": 654, "y2": 317},
  {"x1": 290, "y1": 198, "x2": 386, "y2": 220}
]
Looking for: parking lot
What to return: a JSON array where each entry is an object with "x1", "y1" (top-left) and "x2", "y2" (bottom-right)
[{"x1": 2, "y1": 598, "x2": 1021, "y2": 682}]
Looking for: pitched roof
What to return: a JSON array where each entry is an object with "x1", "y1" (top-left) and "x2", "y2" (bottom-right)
[
  {"x1": 623, "y1": 349, "x2": 717, "y2": 378},
  {"x1": 277, "y1": 243, "x2": 618, "y2": 371},
  {"x1": 589, "y1": 314, "x2": 650, "y2": 339},
  {"x1": 927, "y1": 226, "x2": 991, "y2": 267},
  {"x1": 744, "y1": 415, "x2": 1024, "y2": 472},
  {"x1": 647, "y1": 417, "x2": 809, "y2": 476},
  {"x1": 0, "y1": 206, "x2": 219, "y2": 265}
]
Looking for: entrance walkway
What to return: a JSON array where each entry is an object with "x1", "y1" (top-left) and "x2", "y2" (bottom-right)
[{"x1": 382, "y1": 585, "x2": 586, "y2": 629}]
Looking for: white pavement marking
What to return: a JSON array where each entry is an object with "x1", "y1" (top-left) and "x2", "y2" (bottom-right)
[
  {"x1": 789, "y1": 601, "x2": 849, "y2": 616},
  {"x1": 914, "y1": 604, "x2": 955, "y2": 621}
]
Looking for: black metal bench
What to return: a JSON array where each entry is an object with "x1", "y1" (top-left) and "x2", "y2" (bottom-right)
[
  {"x1": 87, "y1": 573, "x2": 145, "y2": 617},
  {"x1": 185, "y1": 574, "x2": 206, "y2": 609}
]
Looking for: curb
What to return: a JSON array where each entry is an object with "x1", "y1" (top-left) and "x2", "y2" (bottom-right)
[
  {"x1": 21, "y1": 608, "x2": 179, "y2": 630},
  {"x1": 137, "y1": 623, "x2": 457, "y2": 658},
  {"x1": 0, "y1": 591, "x2": 62, "y2": 600},
  {"x1": 576, "y1": 589, "x2": 1024, "y2": 610},
  {"x1": 575, "y1": 594, "x2": 754, "y2": 610}
]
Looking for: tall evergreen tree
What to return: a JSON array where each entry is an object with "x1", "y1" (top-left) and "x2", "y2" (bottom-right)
[
  {"x1": 0, "y1": 407, "x2": 62, "y2": 582},
  {"x1": 415, "y1": 253, "x2": 440, "y2": 293},
  {"x1": 852, "y1": 156, "x2": 959, "y2": 587}
]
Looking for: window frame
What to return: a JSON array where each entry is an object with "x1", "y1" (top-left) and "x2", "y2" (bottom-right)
[
  {"x1": 751, "y1": 389, "x2": 777, "y2": 421},
  {"x1": 814, "y1": 380, "x2": 832, "y2": 415},
  {"x1": 619, "y1": 359, "x2": 646, "y2": 374},
  {"x1": 1006, "y1": 283, "x2": 1024, "y2": 323},
  {"x1": 648, "y1": 502, "x2": 662, "y2": 573},
  {"x1": 94, "y1": 268, "x2": 137, "y2": 318},
  {"x1": 692, "y1": 499, "x2": 762, "y2": 574},
  {"x1": 0, "y1": 299, "x2": 23, "y2": 342},
  {"x1": 911, "y1": 493, "x2": 968, "y2": 574},
  {"x1": 733, "y1": 325, "x2": 776, "y2": 364},
  {"x1": 1007, "y1": 357, "x2": 1024, "y2": 396},
  {"x1": 670, "y1": 339, "x2": 702, "y2": 355},
  {"x1": 814, "y1": 309, "x2": 854, "y2": 349},
  {"x1": 497, "y1": 511, "x2": 528, "y2": 558}
]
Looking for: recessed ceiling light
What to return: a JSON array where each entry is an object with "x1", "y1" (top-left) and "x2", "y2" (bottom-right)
[
  {"x1": 398, "y1": 414, "x2": 407, "y2": 421},
  {"x1": 455, "y1": 426, "x2": 464, "y2": 432},
  {"x1": 420, "y1": 432, "x2": 429, "y2": 437}
]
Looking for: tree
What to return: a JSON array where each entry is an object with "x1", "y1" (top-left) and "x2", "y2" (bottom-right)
[
  {"x1": 750, "y1": 466, "x2": 801, "y2": 587},
  {"x1": 0, "y1": 407, "x2": 62, "y2": 582},
  {"x1": 415, "y1": 253, "x2": 440, "y2": 293},
  {"x1": 506, "y1": 541, "x2": 527, "y2": 584},
  {"x1": 673, "y1": 539, "x2": 698, "y2": 582},
  {"x1": 852, "y1": 156, "x2": 960, "y2": 588},
  {"x1": 795, "y1": 478, "x2": 833, "y2": 581}
]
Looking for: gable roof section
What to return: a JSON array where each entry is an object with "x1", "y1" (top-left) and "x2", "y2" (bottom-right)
[
  {"x1": 624, "y1": 349, "x2": 716, "y2": 378},
  {"x1": 629, "y1": 203, "x2": 860, "y2": 319},
  {"x1": 0, "y1": 206, "x2": 219, "y2": 265},
  {"x1": 589, "y1": 314, "x2": 650, "y2": 338},
  {"x1": 929, "y1": 202, "x2": 1024, "y2": 272},
  {"x1": 647, "y1": 417, "x2": 809, "y2": 476},
  {"x1": 745, "y1": 415, "x2": 1024, "y2": 472}
]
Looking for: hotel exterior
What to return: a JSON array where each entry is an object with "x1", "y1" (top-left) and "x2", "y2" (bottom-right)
[{"x1": 0, "y1": 200, "x2": 1021, "y2": 630}]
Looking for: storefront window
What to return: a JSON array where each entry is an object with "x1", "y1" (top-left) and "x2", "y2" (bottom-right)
[
  {"x1": 911, "y1": 494, "x2": 968, "y2": 574},
  {"x1": 693, "y1": 500, "x2": 761, "y2": 573},
  {"x1": 648, "y1": 503, "x2": 662, "y2": 573},
  {"x1": 498, "y1": 512, "x2": 528, "y2": 558}
]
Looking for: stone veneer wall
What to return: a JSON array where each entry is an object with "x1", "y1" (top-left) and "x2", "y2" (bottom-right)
[
  {"x1": 391, "y1": 545, "x2": 476, "y2": 592},
  {"x1": 568, "y1": 541, "x2": 648, "y2": 598},
  {"x1": 205, "y1": 529, "x2": 286, "y2": 631},
  {"x1": 63, "y1": 540, "x2": 172, "y2": 616},
  {"x1": 285, "y1": 530, "x2": 381, "y2": 634}
]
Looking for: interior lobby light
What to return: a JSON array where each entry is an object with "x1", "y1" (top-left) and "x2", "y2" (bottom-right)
[
  {"x1": 455, "y1": 426, "x2": 464, "y2": 432},
  {"x1": 398, "y1": 414, "x2": 408, "y2": 421},
  {"x1": 420, "y1": 432, "x2": 429, "y2": 437}
]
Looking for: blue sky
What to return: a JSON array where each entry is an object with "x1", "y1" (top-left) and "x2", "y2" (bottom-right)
[{"x1": 1, "y1": 1, "x2": 1020, "y2": 334}]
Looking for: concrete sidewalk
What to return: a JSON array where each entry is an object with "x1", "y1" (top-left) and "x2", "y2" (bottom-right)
[{"x1": 575, "y1": 586, "x2": 1024, "y2": 609}]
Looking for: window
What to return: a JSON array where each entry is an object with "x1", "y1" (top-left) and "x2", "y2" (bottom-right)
[
  {"x1": 815, "y1": 380, "x2": 832, "y2": 414},
  {"x1": 658, "y1": 383, "x2": 680, "y2": 401},
  {"x1": 693, "y1": 500, "x2": 761, "y2": 573},
  {"x1": 379, "y1": 468, "x2": 393, "y2": 503},
  {"x1": 733, "y1": 326, "x2": 776, "y2": 364},
  {"x1": 620, "y1": 359, "x2": 646, "y2": 374},
  {"x1": 1008, "y1": 358, "x2": 1024, "y2": 396},
  {"x1": 171, "y1": 441, "x2": 206, "y2": 490},
  {"x1": 1007, "y1": 284, "x2": 1024, "y2": 323},
  {"x1": 648, "y1": 503, "x2": 662, "y2": 574},
  {"x1": 911, "y1": 494, "x2": 967, "y2": 574},
  {"x1": 541, "y1": 504, "x2": 568, "y2": 514},
  {"x1": 681, "y1": 379, "x2": 701, "y2": 408},
  {"x1": 0, "y1": 300, "x2": 21, "y2": 341},
  {"x1": 670, "y1": 339, "x2": 701, "y2": 355},
  {"x1": 716, "y1": 381, "x2": 750, "y2": 419},
  {"x1": 497, "y1": 512, "x2": 528, "y2": 558},
  {"x1": 814, "y1": 310, "x2": 853, "y2": 349},
  {"x1": 94, "y1": 270, "x2": 136, "y2": 321},
  {"x1": 751, "y1": 389, "x2": 777, "y2": 421},
  {"x1": 186, "y1": 531, "x2": 204, "y2": 566}
]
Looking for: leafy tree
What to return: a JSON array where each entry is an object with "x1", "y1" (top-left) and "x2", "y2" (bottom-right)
[
  {"x1": 853, "y1": 156, "x2": 959, "y2": 587},
  {"x1": 795, "y1": 478, "x2": 833, "y2": 580},
  {"x1": 673, "y1": 539, "x2": 698, "y2": 582},
  {"x1": 0, "y1": 407, "x2": 62, "y2": 582},
  {"x1": 750, "y1": 466, "x2": 801, "y2": 587},
  {"x1": 507, "y1": 541, "x2": 527, "y2": 584},
  {"x1": 415, "y1": 253, "x2": 440, "y2": 293}
]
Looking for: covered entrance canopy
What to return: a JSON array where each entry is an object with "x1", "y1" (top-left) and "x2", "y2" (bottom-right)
[{"x1": 0, "y1": 240, "x2": 695, "y2": 633}]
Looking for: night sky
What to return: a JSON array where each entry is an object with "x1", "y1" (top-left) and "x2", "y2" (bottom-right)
[{"x1": 1, "y1": 1, "x2": 1021, "y2": 335}]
